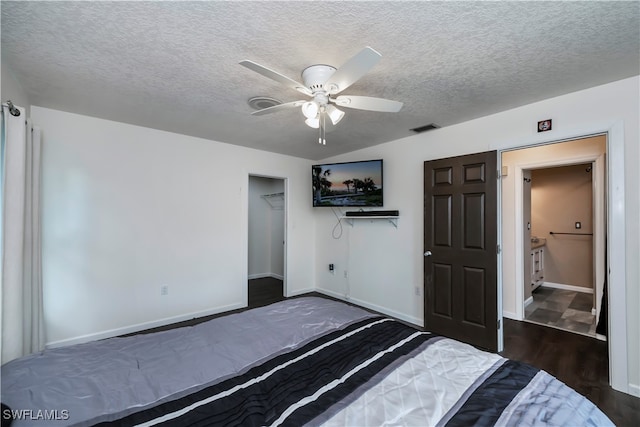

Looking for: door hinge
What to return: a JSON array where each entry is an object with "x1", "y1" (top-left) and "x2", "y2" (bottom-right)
[
  {"x1": 497, "y1": 319, "x2": 501, "y2": 329},
  {"x1": 497, "y1": 244, "x2": 501, "y2": 254},
  {"x1": 497, "y1": 169, "x2": 501, "y2": 179}
]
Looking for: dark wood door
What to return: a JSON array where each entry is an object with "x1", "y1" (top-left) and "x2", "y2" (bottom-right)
[{"x1": 424, "y1": 151, "x2": 498, "y2": 351}]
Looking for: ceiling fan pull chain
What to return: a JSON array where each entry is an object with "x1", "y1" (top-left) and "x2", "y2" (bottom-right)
[
  {"x1": 318, "y1": 110, "x2": 325, "y2": 145},
  {"x1": 322, "y1": 111, "x2": 327, "y2": 145}
]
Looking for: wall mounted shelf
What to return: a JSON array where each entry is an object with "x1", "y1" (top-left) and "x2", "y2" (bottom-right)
[
  {"x1": 261, "y1": 192, "x2": 284, "y2": 210},
  {"x1": 340, "y1": 216, "x2": 398, "y2": 228}
]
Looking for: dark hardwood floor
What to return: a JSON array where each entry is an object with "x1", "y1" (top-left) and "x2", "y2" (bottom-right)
[
  {"x1": 502, "y1": 318, "x2": 640, "y2": 426},
  {"x1": 124, "y1": 284, "x2": 638, "y2": 425},
  {"x1": 248, "y1": 277, "x2": 284, "y2": 308}
]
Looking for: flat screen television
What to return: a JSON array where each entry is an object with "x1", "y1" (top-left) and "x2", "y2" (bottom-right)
[{"x1": 312, "y1": 159, "x2": 383, "y2": 207}]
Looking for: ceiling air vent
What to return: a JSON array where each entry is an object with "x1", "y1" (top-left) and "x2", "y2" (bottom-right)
[
  {"x1": 248, "y1": 96, "x2": 282, "y2": 110},
  {"x1": 411, "y1": 123, "x2": 440, "y2": 133}
]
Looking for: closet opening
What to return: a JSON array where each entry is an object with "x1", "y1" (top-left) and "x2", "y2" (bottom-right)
[{"x1": 247, "y1": 175, "x2": 286, "y2": 308}]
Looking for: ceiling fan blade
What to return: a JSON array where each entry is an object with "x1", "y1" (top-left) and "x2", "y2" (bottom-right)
[
  {"x1": 333, "y1": 95, "x2": 403, "y2": 112},
  {"x1": 240, "y1": 60, "x2": 312, "y2": 96},
  {"x1": 323, "y1": 47, "x2": 382, "y2": 94},
  {"x1": 250, "y1": 100, "x2": 305, "y2": 116}
]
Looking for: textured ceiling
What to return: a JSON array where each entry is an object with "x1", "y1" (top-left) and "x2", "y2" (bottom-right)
[{"x1": 2, "y1": 1, "x2": 639, "y2": 160}]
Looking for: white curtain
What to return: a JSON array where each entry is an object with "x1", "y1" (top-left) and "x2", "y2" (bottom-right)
[{"x1": 1, "y1": 104, "x2": 45, "y2": 364}]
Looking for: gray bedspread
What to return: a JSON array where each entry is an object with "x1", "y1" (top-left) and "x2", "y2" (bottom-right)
[
  {"x1": 1, "y1": 297, "x2": 613, "y2": 427},
  {"x1": 1, "y1": 297, "x2": 375, "y2": 426}
]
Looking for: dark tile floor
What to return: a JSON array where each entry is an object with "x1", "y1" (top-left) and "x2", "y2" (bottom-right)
[{"x1": 524, "y1": 286, "x2": 597, "y2": 337}]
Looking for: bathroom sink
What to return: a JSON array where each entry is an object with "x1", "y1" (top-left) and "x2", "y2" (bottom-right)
[{"x1": 531, "y1": 237, "x2": 546, "y2": 248}]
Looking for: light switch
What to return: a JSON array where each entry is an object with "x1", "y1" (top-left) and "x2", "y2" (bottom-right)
[{"x1": 575, "y1": 222, "x2": 581, "y2": 229}]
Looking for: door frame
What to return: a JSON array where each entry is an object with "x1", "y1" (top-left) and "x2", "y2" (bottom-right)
[
  {"x1": 242, "y1": 172, "x2": 289, "y2": 306},
  {"x1": 496, "y1": 121, "x2": 628, "y2": 394}
]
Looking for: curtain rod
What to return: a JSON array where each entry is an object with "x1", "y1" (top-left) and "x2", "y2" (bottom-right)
[{"x1": 2, "y1": 100, "x2": 21, "y2": 117}]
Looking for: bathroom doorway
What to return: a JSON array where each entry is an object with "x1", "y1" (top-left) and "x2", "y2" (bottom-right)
[
  {"x1": 501, "y1": 135, "x2": 606, "y2": 339},
  {"x1": 523, "y1": 162, "x2": 601, "y2": 338}
]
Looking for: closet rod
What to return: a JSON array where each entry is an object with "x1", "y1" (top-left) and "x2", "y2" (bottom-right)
[{"x1": 549, "y1": 231, "x2": 593, "y2": 236}]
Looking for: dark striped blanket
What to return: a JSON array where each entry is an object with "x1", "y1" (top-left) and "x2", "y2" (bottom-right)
[{"x1": 96, "y1": 316, "x2": 612, "y2": 426}]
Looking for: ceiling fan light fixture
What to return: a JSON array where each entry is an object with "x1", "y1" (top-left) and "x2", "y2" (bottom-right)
[
  {"x1": 326, "y1": 104, "x2": 345, "y2": 125},
  {"x1": 305, "y1": 117, "x2": 320, "y2": 128},
  {"x1": 241, "y1": 47, "x2": 402, "y2": 147},
  {"x1": 301, "y1": 101, "x2": 319, "y2": 119}
]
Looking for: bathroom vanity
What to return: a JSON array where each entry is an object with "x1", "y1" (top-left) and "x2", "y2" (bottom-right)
[{"x1": 530, "y1": 237, "x2": 546, "y2": 290}]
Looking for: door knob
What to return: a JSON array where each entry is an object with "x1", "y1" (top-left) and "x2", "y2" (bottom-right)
[{"x1": 424, "y1": 250, "x2": 432, "y2": 257}]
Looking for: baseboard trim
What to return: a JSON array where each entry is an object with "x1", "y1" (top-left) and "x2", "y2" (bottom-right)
[
  {"x1": 248, "y1": 273, "x2": 284, "y2": 280},
  {"x1": 541, "y1": 282, "x2": 593, "y2": 294},
  {"x1": 524, "y1": 296, "x2": 533, "y2": 307},
  {"x1": 502, "y1": 310, "x2": 518, "y2": 320},
  {"x1": 628, "y1": 383, "x2": 640, "y2": 398},
  {"x1": 314, "y1": 288, "x2": 349, "y2": 305},
  {"x1": 287, "y1": 287, "x2": 315, "y2": 297},
  {"x1": 315, "y1": 288, "x2": 423, "y2": 328},
  {"x1": 46, "y1": 302, "x2": 246, "y2": 349}
]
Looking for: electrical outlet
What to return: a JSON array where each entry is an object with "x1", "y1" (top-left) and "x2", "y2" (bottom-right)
[
  {"x1": 161, "y1": 285, "x2": 168, "y2": 296},
  {"x1": 415, "y1": 286, "x2": 421, "y2": 296}
]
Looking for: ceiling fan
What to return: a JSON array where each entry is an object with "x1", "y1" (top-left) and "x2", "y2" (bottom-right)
[{"x1": 240, "y1": 47, "x2": 403, "y2": 145}]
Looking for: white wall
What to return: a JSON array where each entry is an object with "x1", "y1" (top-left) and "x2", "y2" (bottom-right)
[
  {"x1": 1, "y1": 61, "x2": 31, "y2": 113},
  {"x1": 314, "y1": 77, "x2": 639, "y2": 392},
  {"x1": 248, "y1": 176, "x2": 284, "y2": 279},
  {"x1": 248, "y1": 177, "x2": 271, "y2": 277},
  {"x1": 270, "y1": 201, "x2": 284, "y2": 277},
  {"x1": 32, "y1": 107, "x2": 315, "y2": 347}
]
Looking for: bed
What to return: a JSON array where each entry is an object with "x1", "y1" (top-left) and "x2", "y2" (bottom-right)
[{"x1": 1, "y1": 296, "x2": 612, "y2": 426}]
